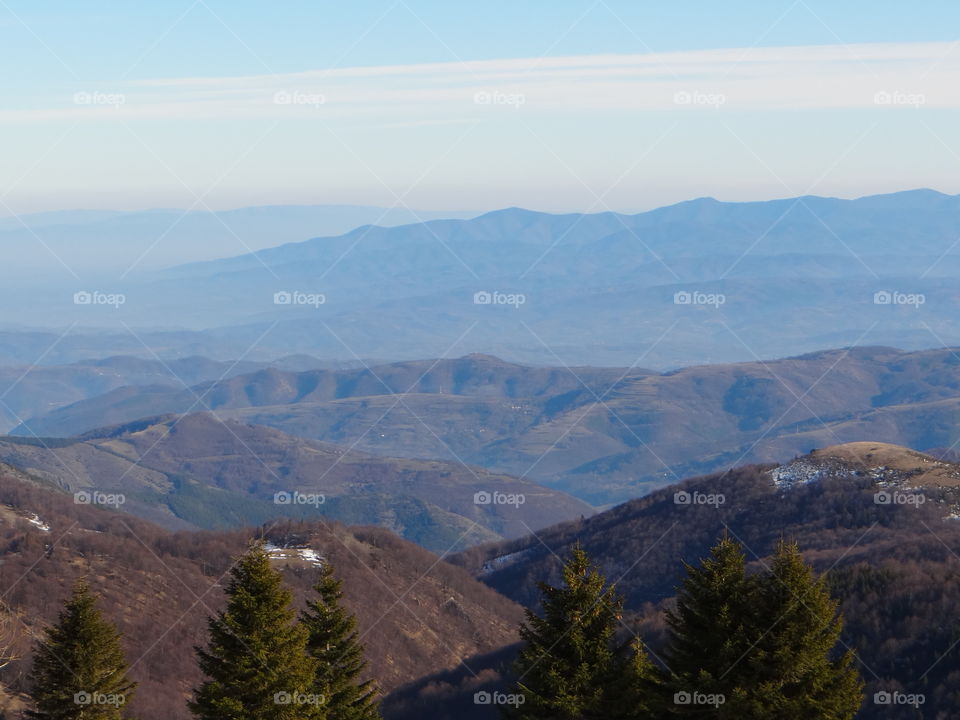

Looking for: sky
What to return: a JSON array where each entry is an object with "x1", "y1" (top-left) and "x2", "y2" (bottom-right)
[{"x1": 1, "y1": 0, "x2": 959, "y2": 215}]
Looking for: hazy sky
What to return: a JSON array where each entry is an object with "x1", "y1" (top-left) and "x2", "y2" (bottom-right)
[{"x1": 2, "y1": 1, "x2": 959, "y2": 215}]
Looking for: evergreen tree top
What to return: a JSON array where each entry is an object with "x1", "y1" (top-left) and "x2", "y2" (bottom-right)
[
  {"x1": 302, "y1": 559, "x2": 381, "y2": 720},
  {"x1": 190, "y1": 541, "x2": 321, "y2": 720},
  {"x1": 29, "y1": 579, "x2": 136, "y2": 720}
]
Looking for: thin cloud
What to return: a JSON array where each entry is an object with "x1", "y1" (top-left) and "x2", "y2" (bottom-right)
[{"x1": 1, "y1": 41, "x2": 957, "y2": 125}]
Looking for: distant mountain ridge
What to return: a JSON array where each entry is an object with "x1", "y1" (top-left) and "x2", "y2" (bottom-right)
[
  {"x1": 0, "y1": 203, "x2": 477, "y2": 275},
  {"x1": 7, "y1": 188, "x2": 960, "y2": 367}
]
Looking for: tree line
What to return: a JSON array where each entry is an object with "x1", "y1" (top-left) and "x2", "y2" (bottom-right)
[{"x1": 21, "y1": 535, "x2": 863, "y2": 719}]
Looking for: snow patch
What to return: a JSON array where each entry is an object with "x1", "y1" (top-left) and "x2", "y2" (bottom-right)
[
  {"x1": 771, "y1": 457, "x2": 960, "y2": 521},
  {"x1": 481, "y1": 549, "x2": 529, "y2": 574},
  {"x1": 771, "y1": 457, "x2": 900, "y2": 491},
  {"x1": 25, "y1": 513, "x2": 50, "y2": 533},
  {"x1": 264, "y1": 542, "x2": 324, "y2": 568},
  {"x1": 298, "y1": 547, "x2": 323, "y2": 566},
  {"x1": 770, "y1": 460, "x2": 826, "y2": 489}
]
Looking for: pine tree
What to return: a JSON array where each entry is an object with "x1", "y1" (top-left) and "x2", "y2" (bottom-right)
[
  {"x1": 664, "y1": 535, "x2": 756, "y2": 717},
  {"x1": 300, "y1": 562, "x2": 380, "y2": 720},
  {"x1": 190, "y1": 542, "x2": 323, "y2": 720},
  {"x1": 665, "y1": 536, "x2": 864, "y2": 718},
  {"x1": 741, "y1": 541, "x2": 863, "y2": 719},
  {"x1": 599, "y1": 637, "x2": 663, "y2": 719},
  {"x1": 28, "y1": 580, "x2": 136, "y2": 720},
  {"x1": 508, "y1": 546, "x2": 659, "y2": 719}
]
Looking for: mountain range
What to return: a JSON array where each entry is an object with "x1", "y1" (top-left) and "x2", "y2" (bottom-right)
[
  {"x1": 7, "y1": 189, "x2": 960, "y2": 368},
  {"x1": 0, "y1": 204, "x2": 475, "y2": 277},
  {"x1": 4, "y1": 188, "x2": 960, "y2": 717}
]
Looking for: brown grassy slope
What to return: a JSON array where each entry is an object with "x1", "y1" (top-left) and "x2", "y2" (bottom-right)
[
  {"x1": 0, "y1": 413, "x2": 592, "y2": 544},
  {"x1": 0, "y1": 466, "x2": 522, "y2": 720}
]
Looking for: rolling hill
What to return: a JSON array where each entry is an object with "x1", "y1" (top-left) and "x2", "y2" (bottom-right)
[
  {"x1": 454, "y1": 441, "x2": 960, "y2": 605},
  {"x1": 0, "y1": 354, "x2": 361, "y2": 433},
  {"x1": 0, "y1": 412, "x2": 591, "y2": 551},
  {"x1": 17, "y1": 347, "x2": 960, "y2": 504}
]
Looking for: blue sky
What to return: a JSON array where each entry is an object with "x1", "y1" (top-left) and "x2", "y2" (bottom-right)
[
  {"x1": 2, "y1": 1, "x2": 959, "y2": 214},
  {"x1": 6, "y1": 1, "x2": 959, "y2": 75}
]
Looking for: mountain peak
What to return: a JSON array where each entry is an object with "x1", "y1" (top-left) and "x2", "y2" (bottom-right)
[
  {"x1": 773, "y1": 442, "x2": 960, "y2": 491},
  {"x1": 811, "y1": 441, "x2": 956, "y2": 479}
]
